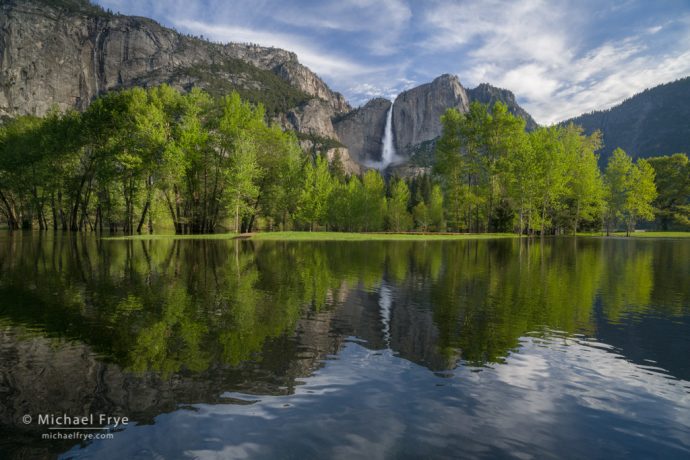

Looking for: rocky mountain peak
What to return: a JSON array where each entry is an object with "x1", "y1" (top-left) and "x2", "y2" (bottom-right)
[
  {"x1": 467, "y1": 83, "x2": 538, "y2": 130},
  {"x1": 392, "y1": 73, "x2": 470, "y2": 156}
]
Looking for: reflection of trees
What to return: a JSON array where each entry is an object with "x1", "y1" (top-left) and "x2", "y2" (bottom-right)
[
  {"x1": 600, "y1": 240, "x2": 654, "y2": 322},
  {"x1": 0, "y1": 236, "x2": 307, "y2": 374},
  {"x1": 430, "y1": 239, "x2": 599, "y2": 365},
  {"x1": 0, "y1": 234, "x2": 686, "y2": 373},
  {"x1": 649, "y1": 241, "x2": 690, "y2": 317}
]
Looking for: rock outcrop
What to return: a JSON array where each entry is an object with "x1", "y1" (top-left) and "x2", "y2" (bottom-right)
[
  {"x1": 392, "y1": 74, "x2": 470, "y2": 157},
  {"x1": 277, "y1": 99, "x2": 338, "y2": 139},
  {"x1": 325, "y1": 147, "x2": 362, "y2": 175},
  {"x1": 467, "y1": 83, "x2": 538, "y2": 130},
  {"x1": 333, "y1": 98, "x2": 391, "y2": 164},
  {"x1": 272, "y1": 59, "x2": 349, "y2": 113}
]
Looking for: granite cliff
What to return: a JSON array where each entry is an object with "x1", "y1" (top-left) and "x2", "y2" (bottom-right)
[
  {"x1": 333, "y1": 98, "x2": 391, "y2": 164},
  {"x1": 392, "y1": 74, "x2": 470, "y2": 157},
  {"x1": 0, "y1": 0, "x2": 541, "y2": 174},
  {"x1": 0, "y1": 0, "x2": 348, "y2": 119}
]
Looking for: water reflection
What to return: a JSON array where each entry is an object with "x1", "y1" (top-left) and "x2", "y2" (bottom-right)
[{"x1": 0, "y1": 234, "x2": 688, "y2": 458}]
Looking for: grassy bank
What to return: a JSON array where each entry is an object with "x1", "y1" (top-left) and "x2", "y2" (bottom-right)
[
  {"x1": 578, "y1": 231, "x2": 690, "y2": 238},
  {"x1": 102, "y1": 231, "x2": 518, "y2": 241},
  {"x1": 615, "y1": 231, "x2": 690, "y2": 238},
  {"x1": 248, "y1": 232, "x2": 517, "y2": 241},
  {"x1": 100, "y1": 231, "x2": 690, "y2": 242},
  {"x1": 102, "y1": 233, "x2": 238, "y2": 241}
]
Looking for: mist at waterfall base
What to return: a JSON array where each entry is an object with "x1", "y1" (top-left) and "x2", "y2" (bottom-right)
[{"x1": 367, "y1": 104, "x2": 403, "y2": 170}]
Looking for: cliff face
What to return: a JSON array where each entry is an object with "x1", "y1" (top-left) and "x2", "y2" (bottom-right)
[
  {"x1": 563, "y1": 77, "x2": 690, "y2": 164},
  {"x1": 392, "y1": 74, "x2": 470, "y2": 157},
  {"x1": 0, "y1": 0, "x2": 545, "y2": 172},
  {"x1": 277, "y1": 99, "x2": 339, "y2": 139},
  {"x1": 0, "y1": 0, "x2": 349, "y2": 120},
  {"x1": 333, "y1": 98, "x2": 391, "y2": 164}
]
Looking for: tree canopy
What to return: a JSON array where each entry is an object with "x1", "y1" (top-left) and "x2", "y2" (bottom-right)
[{"x1": 0, "y1": 92, "x2": 682, "y2": 235}]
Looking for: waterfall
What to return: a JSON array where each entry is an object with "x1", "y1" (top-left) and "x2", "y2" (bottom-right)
[
  {"x1": 92, "y1": 29, "x2": 103, "y2": 96},
  {"x1": 381, "y1": 105, "x2": 396, "y2": 166},
  {"x1": 370, "y1": 103, "x2": 398, "y2": 170}
]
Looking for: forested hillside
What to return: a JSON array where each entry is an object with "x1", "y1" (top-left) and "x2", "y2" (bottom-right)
[{"x1": 564, "y1": 77, "x2": 690, "y2": 164}]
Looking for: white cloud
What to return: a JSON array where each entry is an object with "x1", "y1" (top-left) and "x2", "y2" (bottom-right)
[
  {"x1": 275, "y1": 0, "x2": 412, "y2": 56},
  {"x1": 348, "y1": 77, "x2": 417, "y2": 105},
  {"x1": 172, "y1": 20, "x2": 375, "y2": 80},
  {"x1": 424, "y1": 0, "x2": 690, "y2": 124}
]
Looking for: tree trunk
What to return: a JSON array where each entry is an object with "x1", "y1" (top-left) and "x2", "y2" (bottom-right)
[
  {"x1": 163, "y1": 191, "x2": 181, "y2": 234},
  {"x1": 137, "y1": 198, "x2": 150, "y2": 234},
  {"x1": 235, "y1": 198, "x2": 240, "y2": 234},
  {"x1": 58, "y1": 189, "x2": 67, "y2": 231}
]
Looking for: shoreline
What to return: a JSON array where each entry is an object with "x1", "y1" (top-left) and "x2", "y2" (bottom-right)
[{"x1": 98, "y1": 231, "x2": 690, "y2": 241}]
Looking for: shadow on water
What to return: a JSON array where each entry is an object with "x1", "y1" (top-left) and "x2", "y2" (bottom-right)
[{"x1": 0, "y1": 233, "x2": 688, "y2": 458}]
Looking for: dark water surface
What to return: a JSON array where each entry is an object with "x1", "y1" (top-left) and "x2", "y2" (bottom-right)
[{"x1": 0, "y1": 234, "x2": 689, "y2": 459}]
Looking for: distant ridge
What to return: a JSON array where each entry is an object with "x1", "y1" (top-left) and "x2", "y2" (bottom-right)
[{"x1": 563, "y1": 77, "x2": 690, "y2": 163}]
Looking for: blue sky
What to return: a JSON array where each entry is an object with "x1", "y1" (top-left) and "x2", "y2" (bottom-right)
[{"x1": 93, "y1": 0, "x2": 690, "y2": 124}]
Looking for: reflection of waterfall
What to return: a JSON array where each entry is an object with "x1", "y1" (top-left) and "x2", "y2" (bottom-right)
[
  {"x1": 379, "y1": 284, "x2": 392, "y2": 348},
  {"x1": 369, "y1": 103, "x2": 399, "y2": 170}
]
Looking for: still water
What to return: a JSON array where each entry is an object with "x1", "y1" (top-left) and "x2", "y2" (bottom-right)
[{"x1": 0, "y1": 234, "x2": 689, "y2": 459}]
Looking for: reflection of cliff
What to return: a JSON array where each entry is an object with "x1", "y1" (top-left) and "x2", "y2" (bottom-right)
[
  {"x1": 330, "y1": 286, "x2": 453, "y2": 371},
  {"x1": 0, "y1": 306, "x2": 345, "y2": 458}
]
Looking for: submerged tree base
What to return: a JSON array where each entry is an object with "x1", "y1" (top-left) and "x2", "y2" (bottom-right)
[
  {"x1": 102, "y1": 231, "x2": 519, "y2": 241},
  {"x1": 576, "y1": 231, "x2": 690, "y2": 238},
  {"x1": 98, "y1": 231, "x2": 690, "y2": 241}
]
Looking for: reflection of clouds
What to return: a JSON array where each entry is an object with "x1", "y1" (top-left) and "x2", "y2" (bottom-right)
[
  {"x1": 494, "y1": 349, "x2": 550, "y2": 391},
  {"x1": 187, "y1": 442, "x2": 265, "y2": 459},
  {"x1": 68, "y1": 338, "x2": 690, "y2": 459}
]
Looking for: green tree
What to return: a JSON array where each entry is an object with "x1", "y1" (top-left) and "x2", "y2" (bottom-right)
[
  {"x1": 561, "y1": 124, "x2": 604, "y2": 233},
  {"x1": 387, "y1": 178, "x2": 413, "y2": 231},
  {"x1": 604, "y1": 148, "x2": 632, "y2": 235},
  {"x1": 624, "y1": 159, "x2": 657, "y2": 235},
  {"x1": 434, "y1": 108, "x2": 472, "y2": 231},
  {"x1": 604, "y1": 148, "x2": 657, "y2": 236},
  {"x1": 226, "y1": 136, "x2": 261, "y2": 233},
  {"x1": 297, "y1": 155, "x2": 335, "y2": 231},
  {"x1": 361, "y1": 170, "x2": 387, "y2": 231},
  {"x1": 429, "y1": 184, "x2": 445, "y2": 231},
  {"x1": 413, "y1": 201, "x2": 430, "y2": 231},
  {"x1": 505, "y1": 130, "x2": 539, "y2": 235},
  {"x1": 530, "y1": 127, "x2": 568, "y2": 235},
  {"x1": 646, "y1": 154, "x2": 690, "y2": 229}
]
